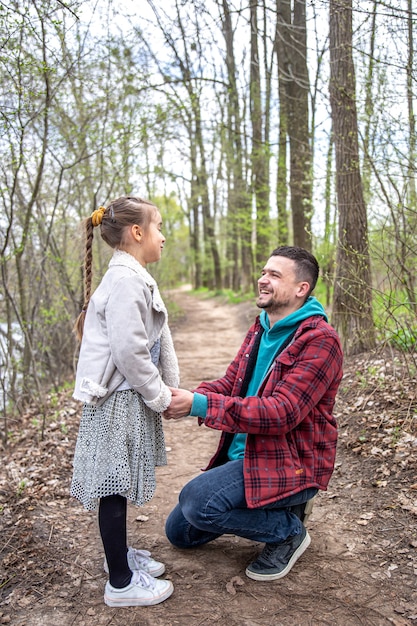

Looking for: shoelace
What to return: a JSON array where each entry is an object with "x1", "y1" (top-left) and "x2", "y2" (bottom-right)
[
  {"x1": 131, "y1": 569, "x2": 157, "y2": 589},
  {"x1": 129, "y1": 548, "x2": 153, "y2": 569},
  {"x1": 260, "y1": 540, "x2": 292, "y2": 564}
]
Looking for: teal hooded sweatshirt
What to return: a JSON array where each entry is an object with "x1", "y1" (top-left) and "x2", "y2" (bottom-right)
[{"x1": 190, "y1": 296, "x2": 327, "y2": 460}]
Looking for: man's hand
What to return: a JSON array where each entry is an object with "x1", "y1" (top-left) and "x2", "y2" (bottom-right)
[{"x1": 163, "y1": 388, "x2": 194, "y2": 419}]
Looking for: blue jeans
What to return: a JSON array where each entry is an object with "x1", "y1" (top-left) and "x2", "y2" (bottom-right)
[{"x1": 165, "y1": 459, "x2": 318, "y2": 548}]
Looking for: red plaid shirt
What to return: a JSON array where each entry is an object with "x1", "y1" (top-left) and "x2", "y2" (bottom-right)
[{"x1": 195, "y1": 315, "x2": 343, "y2": 508}]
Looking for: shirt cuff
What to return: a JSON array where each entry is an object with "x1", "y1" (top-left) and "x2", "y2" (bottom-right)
[{"x1": 190, "y1": 392, "x2": 208, "y2": 418}]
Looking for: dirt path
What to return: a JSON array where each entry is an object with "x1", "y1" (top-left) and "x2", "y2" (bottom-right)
[{"x1": 1, "y1": 291, "x2": 416, "y2": 625}]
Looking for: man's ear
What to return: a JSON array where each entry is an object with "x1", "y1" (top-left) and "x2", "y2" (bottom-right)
[{"x1": 297, "y1": 282, "x2": 310, "y2": 299}]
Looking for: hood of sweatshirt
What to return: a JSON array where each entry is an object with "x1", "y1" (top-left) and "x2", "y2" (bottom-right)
[{"x1": 260, "y1": 296, "x2": 327, "y2": 336}]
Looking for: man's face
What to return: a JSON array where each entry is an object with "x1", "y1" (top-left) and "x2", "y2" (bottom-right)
[{"x1": 256, "y1": 255, "x2": 307, "y2": 320}]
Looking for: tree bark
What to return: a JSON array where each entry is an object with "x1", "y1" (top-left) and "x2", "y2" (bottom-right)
[
  {"x1": 329, "y1": 0, "x2": 375, "y2": 354},
  {"x1": 220, "y1": 0, "x2": 253, "y2": 291},
  {"x1": 250, "y1": 2, "x2": 270, "y2": 269},
  {"x1": 275, "y1": 0, "x2": 290, "y2": 244},
  {"x1": 277, "y1": 0, "x2": 312, "y2": 250}
]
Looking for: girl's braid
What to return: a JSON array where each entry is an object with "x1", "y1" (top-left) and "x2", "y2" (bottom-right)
[{"x1": 73, "y1": 216, "x2": 95, "y2": 341}]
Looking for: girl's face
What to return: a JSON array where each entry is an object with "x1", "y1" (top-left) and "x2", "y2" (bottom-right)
[{"x1": 137, "y1": 210, "x2": 166, "y2": 266}]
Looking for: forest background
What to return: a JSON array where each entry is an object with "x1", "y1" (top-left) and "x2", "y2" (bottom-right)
[{"x1": 1, "y1": 0, "x2": 417, "y2": 443}]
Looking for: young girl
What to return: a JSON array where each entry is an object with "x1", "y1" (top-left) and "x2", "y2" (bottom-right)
[{"x1": 71, "y1": 196, "x2": 179, "y2": 607}]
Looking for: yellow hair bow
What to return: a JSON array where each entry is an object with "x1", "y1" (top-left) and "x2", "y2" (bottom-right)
[{"x1": 91, "y1": 205, "x2": 106, "y2": 227}]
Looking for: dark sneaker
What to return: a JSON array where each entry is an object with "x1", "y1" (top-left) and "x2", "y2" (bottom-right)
[{"x1": 245, "y1": 526, "x2": 311, "y2": 581}]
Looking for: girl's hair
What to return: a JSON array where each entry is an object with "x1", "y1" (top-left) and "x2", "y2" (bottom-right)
[{"x1": 73, "y1": 196, "x2": 158, "y2": 341}]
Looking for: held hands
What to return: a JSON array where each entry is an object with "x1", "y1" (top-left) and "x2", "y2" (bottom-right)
[{"x1": 163, "y1": 387, "x2": 194, "y2": 420}]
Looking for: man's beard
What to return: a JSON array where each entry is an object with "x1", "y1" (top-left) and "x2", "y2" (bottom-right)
[
  {"x1": 256, "y1": 294, "x2": 290, "y2": 311},
  {"x1": 256, "y1": 295, "x2": 271, "y2": 309}
]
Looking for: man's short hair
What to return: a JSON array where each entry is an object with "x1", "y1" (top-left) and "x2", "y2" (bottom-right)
[{"x1": 270, "y1": 246, "x2": 319, "y2": 295}]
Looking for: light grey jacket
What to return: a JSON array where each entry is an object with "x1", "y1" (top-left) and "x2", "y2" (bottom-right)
[{"x1": 73, "y1": 250, "x2": 179, "y2": 411}]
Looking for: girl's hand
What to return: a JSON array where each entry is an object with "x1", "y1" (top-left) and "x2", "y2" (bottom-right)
[{"x1": 163, "y1": 388, "x2": 194, "y2": 419}]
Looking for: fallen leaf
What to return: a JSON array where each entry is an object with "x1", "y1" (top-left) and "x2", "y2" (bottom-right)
[{"x1": 226, "y1": 576, "x2": 245, "y2": 595}]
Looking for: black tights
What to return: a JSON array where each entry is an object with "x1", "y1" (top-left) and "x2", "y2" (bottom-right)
[{"x1": 98, "y1": 494, "x2": 131, "y2": 588}]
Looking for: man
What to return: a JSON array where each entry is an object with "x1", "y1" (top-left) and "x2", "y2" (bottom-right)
[{"x1": 164, "y1": 246, "x2": 343, "y2": 581}]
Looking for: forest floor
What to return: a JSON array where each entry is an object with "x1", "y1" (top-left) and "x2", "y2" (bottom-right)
[{"x1": 1, "y1": 289, "x2": 417, "y2": 626}]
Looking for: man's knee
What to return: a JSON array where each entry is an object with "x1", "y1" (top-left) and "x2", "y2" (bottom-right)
[
  {"x1": 179, "y1": 492, "x2": 202, "y2": 528},
  {"x1": 165, "y1": 501, "x2": 216, "y2": 548},
  {"x1": 178, "y1": 477, "x2": 207, "y2": 526},
  {"x1": 165, "y1": 504, "x2": 189, "y2": 547}
]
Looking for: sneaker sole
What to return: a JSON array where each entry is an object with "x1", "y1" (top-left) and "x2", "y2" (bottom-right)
[
  {"x1": 104, "y1": 580, "x2": 174, "y2": 607},
  {"x1": 245, "y1": 531, "x2": 311, "y2": 581},
  {"x1": 145, "y1": 564, "x2": 165, "y2": 577}
]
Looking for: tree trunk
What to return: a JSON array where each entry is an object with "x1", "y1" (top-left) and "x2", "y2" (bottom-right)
[
  {"x1": 220, "y1": 0, "x2": 253, "y2": 291},
  {"x1": 275, "y1": 0, "x2": 289, "y2": 245},
  {"x1": 277, "y1": 0, "x2": 312, "y2": 250},
  {"x1": 329, "y1": 0, "x2": 375, "y2": 354},
  {"x1": 250, "y1": 2, "x2": 270, "y2": 269},
  {"x1": 407, "y1": 0, "x2": 416, "y2": 209},
  {"x1": 362, "y1": 0, "x2": 377, "y2": 204}
]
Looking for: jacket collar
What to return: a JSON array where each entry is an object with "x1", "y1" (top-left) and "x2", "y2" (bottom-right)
[
  {"x1": 255, "y1": 313, "x2": 325, "y2": 336},
  {"x1": 109, "y1": 249, "x2": 157, "y2": 288}
]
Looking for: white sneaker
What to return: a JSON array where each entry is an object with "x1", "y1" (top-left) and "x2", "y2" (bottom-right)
[
  {"x1": 104, "y1": 569, "x2": 173, "y2": 607},
  {"x1": 103, "y1": 547, "x2": 166, "y2": 577}
]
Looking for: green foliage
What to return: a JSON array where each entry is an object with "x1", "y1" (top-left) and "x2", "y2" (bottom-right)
[
  {"x1": 49, "y1": 393, "x2": 59, "y2": 409},
  {"x1": 164, "y1": 296, "x2": 184, "y2": 326},
  {"x1": 187, "y1": 287, "x2": 254, "y2": 306},
  {"x1": 388, "y1": 327, "x2": 417, "y2": 352},
  {"x1": 150, "y1": 193, "x2": 191, "y2": 289},
  {"x1": 373, "y1": 289, "x2": 417, "y2": 353},
  {"x1": 311, "y1": 278, "x2": 328, "y2": 303},
  {"x1": 220, "y1": 290, "x2": 252, "y2": 304},
  {"x1": 58, "y1": 380, "x2": 73, "y2": 393},
  {"x1": 355, "y1": 370, "x2": 367, "y2": 388},
  {"x1": 16, "y1": 479, "x2": 27, "y2": 498},
  {"x1": 358, "y1": 431, "x2": 367, "y2": 443},
  {"x1": 312, "y1": 240, "x2": 336, "y2": 309},
  {"x1": 389, "y1": 425, "x2": 402, "y2": 446}
]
